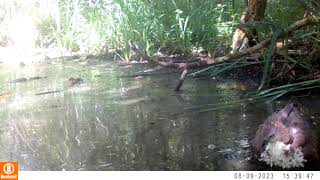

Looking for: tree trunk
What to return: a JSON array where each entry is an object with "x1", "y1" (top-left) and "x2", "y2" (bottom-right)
[{"x1": 231, "y1": 0, "x2": 267, "y2": 53}]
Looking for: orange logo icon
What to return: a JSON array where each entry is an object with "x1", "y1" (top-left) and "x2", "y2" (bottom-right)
[{"x1": 0, "y1": 162, "x2": 18, "y2": 180}]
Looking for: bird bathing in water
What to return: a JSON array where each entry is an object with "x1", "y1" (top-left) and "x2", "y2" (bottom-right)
[{"x1": 253, "y1": 103, "x2": 318, "y2": 169}]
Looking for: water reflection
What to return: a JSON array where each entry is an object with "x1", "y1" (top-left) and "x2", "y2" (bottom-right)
[{"x1": 0, "y1": 60, "x2": 319, "y2": 170}]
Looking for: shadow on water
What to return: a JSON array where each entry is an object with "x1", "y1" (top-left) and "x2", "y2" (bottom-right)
[{"x1": 0, "y1": 58, "x2": 319, "y2": 170}]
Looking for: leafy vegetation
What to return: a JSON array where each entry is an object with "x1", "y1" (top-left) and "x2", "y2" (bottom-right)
[
  {"x1": 0, "y1": 0, "x2": 319, "y2": 98},
  {"x1": 0, "y1": 0, "x2": 309, "y2": 53},
  {"x1": 1, "y1": 0, "x2": 243, "y2": 54}
]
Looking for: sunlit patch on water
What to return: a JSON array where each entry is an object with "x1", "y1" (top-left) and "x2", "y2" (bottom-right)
[
  {"x1": 117, "y1": 97, "x2": 149, "y2": 106},
  {"x1": 67, "y1": 84, "x2": 92, "y2": 92},
  {"x1": 8, "y1": 94, "x2": 38, "y2": 110}
]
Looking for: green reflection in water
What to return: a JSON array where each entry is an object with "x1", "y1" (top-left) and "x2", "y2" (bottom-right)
[{"x1": 0, "y1": 59, "x2": 319, "y2": 170}]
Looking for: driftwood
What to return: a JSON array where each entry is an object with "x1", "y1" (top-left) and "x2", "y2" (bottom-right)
[{"x1": 149, "y1": 16, "x2": 320, "y2": 91}]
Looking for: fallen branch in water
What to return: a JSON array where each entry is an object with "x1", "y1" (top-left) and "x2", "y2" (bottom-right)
[
  {"x1": 174, "y1": 69, "x2": 188, "y2": 91},
  {"x1": 35, "y1": 90, "x2": 62, "y2": 96},
  {"x1": 149, "y1": 16, "x2": 320, "y2": 91}
]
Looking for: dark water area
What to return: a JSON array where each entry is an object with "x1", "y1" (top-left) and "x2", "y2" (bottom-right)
[{"x1": 0, "y1": 58, "x2": 319, "y2": 170}]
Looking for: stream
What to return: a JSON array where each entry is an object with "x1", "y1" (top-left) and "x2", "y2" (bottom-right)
[{"x1": 0, "y1": 57, "x2": 319, "y2": 170}]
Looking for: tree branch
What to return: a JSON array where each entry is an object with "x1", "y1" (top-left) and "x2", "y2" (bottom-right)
[{"x1": 151, "y1": 16, "x2": 320, "y2": 91}]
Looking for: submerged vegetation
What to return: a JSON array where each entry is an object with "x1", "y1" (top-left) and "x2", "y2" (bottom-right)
[{"x1": 0, "y1": 0, "x2": 319, "y2": 98}]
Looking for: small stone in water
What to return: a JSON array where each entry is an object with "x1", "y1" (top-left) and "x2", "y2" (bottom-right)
[{"x1": 208, "y1": 144, "x2": 216, "y2": 150}]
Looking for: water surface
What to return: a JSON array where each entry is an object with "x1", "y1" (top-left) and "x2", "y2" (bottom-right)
[{"x1": 0, "y1": 58, "x2": 319, "y2": 170}]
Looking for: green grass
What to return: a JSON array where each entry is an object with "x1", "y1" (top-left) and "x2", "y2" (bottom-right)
[
  {"x1": 250, "y1": 79, "x2": 320, "y2": 100},
  {"x1": 1, "y1": 0, "x2": 319, "y2": 99},
  {"x1": 0, "y1": 0, "x2": 245, "y2": 55}
]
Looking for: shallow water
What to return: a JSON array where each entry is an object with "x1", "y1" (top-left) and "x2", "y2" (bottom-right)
[{"x1": 0, "y1": 58, "x2": 319, "y2": 170}]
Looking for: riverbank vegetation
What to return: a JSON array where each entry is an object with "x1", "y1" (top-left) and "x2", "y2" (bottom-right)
[{"x1": 0, "y1": 0, "x2": 319, "y2": 98}]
